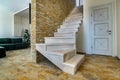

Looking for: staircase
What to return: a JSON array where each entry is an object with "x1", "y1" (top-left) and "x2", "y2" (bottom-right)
[{"x1": 36, "y1": 7, "x2": 85, "y2": 75}]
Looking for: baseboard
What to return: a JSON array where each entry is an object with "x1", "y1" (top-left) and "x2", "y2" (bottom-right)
[
  {"x1": 116, "y1": 56, "x2": 120, "y2": 60},
  {"x1": 77, "y1": 52, "x2": 86, "y2": 54}
]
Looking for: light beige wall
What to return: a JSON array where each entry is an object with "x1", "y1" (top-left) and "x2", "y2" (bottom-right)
[
  {"x1": 76, "y1": 23, "x2": 85, "y2": 52},
  {"x1": 14, "y1": 15, "x2": 29, "y2": 37},
  {"x1": 116, "y1": 0, "x2": 120, "y2": 58},
  {"x1": 0, "y1": 5, "x2": 14, "y2": 38},
  {"x1": 83, "y1": 0, "x2": 115, "y2": 54}
]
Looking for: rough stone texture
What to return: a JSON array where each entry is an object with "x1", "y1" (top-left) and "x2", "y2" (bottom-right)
[
  {"x1": 36, "y1": 0, "x2": 76, "y2": 43},
  {"x1": 31, "y1": 0, "x2": 37, "y2": 62},
  {"x1": 31, "y1": 0, "x2": 76, "y2": 63}
]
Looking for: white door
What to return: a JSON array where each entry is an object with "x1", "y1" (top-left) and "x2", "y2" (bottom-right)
[{"x1": 91, "y1": 4, "x2": 113, "y2": 55}]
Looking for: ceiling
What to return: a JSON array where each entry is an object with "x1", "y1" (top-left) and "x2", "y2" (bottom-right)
[{"x1": 0, "y1": 0, "x2": 30, "y2": 13}]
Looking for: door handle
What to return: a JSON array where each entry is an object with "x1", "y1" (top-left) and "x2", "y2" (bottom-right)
[
  {"x1": 107, "y1": 30, "x2": 112, "y2": 35},
  {"x1": 107, "y1": 30, "x2": 111, "y2": 32}
]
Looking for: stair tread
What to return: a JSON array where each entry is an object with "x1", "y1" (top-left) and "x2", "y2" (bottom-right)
[
  {"x1": 45, "y1": 37, "x2": 75, "y2": 39},
  {"x1": 55, "y1": 32, "x2": 76, "y2": 34},
  {"x1": 60, "y1": 27, "x2": 78, "y2": 29},
  {"x1": 63, "y1": 24, "x2": 79, "y2": 26},
  {"x1": 59, "y1": 27, "x2": 78, "y2": 28},
  {"x1": 64, "y1": 54, "x2": 85, "y2": 67},
  {"x1": 36, "y1": 43, "x2": 74, "y2": 45},
  {"x1": 46, "y1": 43, "x2": 75, "y2": 45},
  {"x1": 47, "y1": 49, "x2": 75, "y2": 55},
  {"x1": 58, "y1": 28, "x2": 78, "y2": 30}
]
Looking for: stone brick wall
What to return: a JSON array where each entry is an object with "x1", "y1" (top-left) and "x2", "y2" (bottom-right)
[{"x1": 31, "y1": 0, "x2": 76, "y2": 63}]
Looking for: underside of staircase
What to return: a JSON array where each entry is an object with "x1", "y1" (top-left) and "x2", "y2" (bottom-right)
[{"x1": 36, "y1": 7, "x2": 85, "y2": 75}]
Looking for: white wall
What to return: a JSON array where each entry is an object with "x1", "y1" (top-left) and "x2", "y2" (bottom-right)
[
  {"x1": 0, "y1": 6, "x2": 14, "y2": 38},
  {"x1": 76, "y1": 0, "x2": 83, "y2": 6},
  {"x1": 76, "y1": 0, "x2": 80, "y2": 6},
  {"x1": 77, "y1": 23, "x2": 85, "y2": 53},
  {"x1": 14, "y1": 15, "x2": 29, "y2": 37},
  {"x1": 80, "y1": 0, "x2": 83, "y2": 6},
  {"x1": 116, "y1": 0, "x2": 120, "y2": 59},
  {"x1": 82, "y1": 0, "x2": 115, "y2": 54}
]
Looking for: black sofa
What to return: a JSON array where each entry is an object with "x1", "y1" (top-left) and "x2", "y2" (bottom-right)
[{"x1": 0, "y1": 38, "x2": 28, "y2": 51}]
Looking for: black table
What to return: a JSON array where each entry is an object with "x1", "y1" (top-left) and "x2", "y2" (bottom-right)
[{"x1": 0, "y1": 46, "x2": 6, "y2": 58}]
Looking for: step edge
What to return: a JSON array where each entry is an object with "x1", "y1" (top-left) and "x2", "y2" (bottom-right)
[
  {"x1": 45, "y1": 37, "x2": 75, "y2": 39},
  {"x1": 46, "y1": 49, "x2": 75, "y2": 55},
  {"x1": 63, "y1": 55, "x2": 85, "y2": 67}
]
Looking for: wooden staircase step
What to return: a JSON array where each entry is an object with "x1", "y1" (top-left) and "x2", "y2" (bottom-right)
[
  {"x1": 54, "y1": 32, "x2": 76, "y2": 37},
  {"x1": 45, "y1": 37, "x2": 75, "y2": 44},
  {"x1": 64, "y1": 54, "x2": 85, "y2": 67},
  {"x1": 49, "y1": 49, "x2": 75, "y2": 55},
  {"x1": 47, "y1": 49, "x2": 76, "y2": 62},
  {"x1": 57, "y1": 28, "x2": 78, "y2": 33},
  {"x1": 63, "y1": 54, "x2": 85, "y2": 74},
  {"x1": 36, "y1": 43, "x2": 75, "y2": 52}
]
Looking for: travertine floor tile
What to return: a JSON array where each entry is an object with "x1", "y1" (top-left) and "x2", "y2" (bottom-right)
[{"x1": 0, "y1": 48, "x2": 120, "y2": 80}]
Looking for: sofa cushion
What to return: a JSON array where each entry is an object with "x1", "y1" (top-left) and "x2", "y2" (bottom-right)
[
  {"x1": 0, "y1": 44, "x2": 15, "y2": 50},
  {"x1": 0, "y1": 38, "x2": 11, "y2": 44},
  {"x1": 14, "y1": 43, "x2": 27, "y2": 49},
  {"x1": 11, "y1": 38, "x2": 22, "y2": 43}
]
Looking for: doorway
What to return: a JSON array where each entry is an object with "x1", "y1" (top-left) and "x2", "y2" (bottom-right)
[{"x1": 91, "y1": 4, "x2": 113, "y2": 56}]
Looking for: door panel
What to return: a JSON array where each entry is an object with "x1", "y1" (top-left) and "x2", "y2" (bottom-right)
[
  {"x1": 94, "y1": 38, "x2": 109, "y2": 51},
  {"x1": 91, "y1": 4, "x2": 112, "y2": 55},
  {"x1": 94, "y1": 23, "x2": 109, "y2": 36},
  {"x1": 94, "y1": 8, "x2": 108, "y2": 21}
]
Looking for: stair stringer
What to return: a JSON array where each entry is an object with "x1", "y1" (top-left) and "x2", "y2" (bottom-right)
[{"x1": 36, "y1": 45, "x2": 77, "y2": 75}]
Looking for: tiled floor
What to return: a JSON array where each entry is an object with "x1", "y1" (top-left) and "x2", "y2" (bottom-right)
[{"x1": 0, "y1": 48, "x2": 120, "y2": 80}]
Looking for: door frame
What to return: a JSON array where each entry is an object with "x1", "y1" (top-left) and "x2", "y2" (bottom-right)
[{"x1": 89, "y1": 2, "x2": 117, "y2": 56}]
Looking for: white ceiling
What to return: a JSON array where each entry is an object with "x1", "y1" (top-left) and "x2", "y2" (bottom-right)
[{"x1": 0, "y1": 0, "x2": 30, "y2": 13}]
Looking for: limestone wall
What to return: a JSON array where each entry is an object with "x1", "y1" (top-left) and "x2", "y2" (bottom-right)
[{"x1": 31, "y1": 0, "x2": 76, "y2": 63}]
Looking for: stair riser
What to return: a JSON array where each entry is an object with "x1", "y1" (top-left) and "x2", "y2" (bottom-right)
[
  {"x1": 68, "y1": 15, "x2": 82, "y2": 17},
  {"x1": 64, "y1": 21, "x2": 81, "y2": 24},
  {"x1": 45, "y1": 38, "x2": 75, "y2": 44},
  {"x1": 46, "y1": 44, "x2": 75, "y2": 51},
  {"x1": 67, "y1": 15, "x2": 82, "y2": 17},
  {"x1": 61, "y1": 26, "x2": 79, "y2": 28},
  {"x1": 58, "y1": 29, "x2": 78, "y2": 33},
  {"x1": 62, "y1": 24, "x2": 80, "y2": 27},
  {"x1": 58, "y1": 30, "x2": 77, "y2": 33},
  {"x1": 70, "y1": 13, "x2": 82, "y2": 15},
  {"x1": 58, "y1": 28, "x2": 78, "y2": 31},
  {"x1": 63, "y1": 66, "x2": 75, "y2": 75},
  {"x1": 74, "y1": 57, "x2": 85, "y2": 74},
  {"x1": 69, "y1": 16, "x2": 82, "y2": 18},
  {"x1": 67, "y1": 17, "x2": 82, "y2": 20},
  {"x1": 63, "y1": 22, "x2": 81, "y2": 25},
  {"x1": 63, "y1": 24, "x2": 80, "y2": 26},
  {"x1": 54, "y1": 33, "x2": 76, "y2": 37},
  {"x1": 66, "y1": 17, "x2": 82, "y2": 20},
  {"x1": 63, "y1": 55, "x2": 85, "y2": 75},
  {"x1": 64, "y1": 50, "x2": 76, "y2": 62},
  {"x1": 63, "y1": 19, "x2": 81, "y2": 23},
  {"x1": 54, "y1": 35, "x2": 75, "y2": 38},
  {"x1": 60, "y1": 27, "x2": 78, "y2": 30}
]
